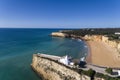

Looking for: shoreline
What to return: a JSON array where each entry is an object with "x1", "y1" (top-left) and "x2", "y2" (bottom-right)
[{"x1": 84, "y1": 40, "x2": 92, "y2": 64}]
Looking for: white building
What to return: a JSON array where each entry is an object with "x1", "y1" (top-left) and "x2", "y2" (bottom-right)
[
  {"x1": 118, "y1": 70, "x2": 120, "y2": 76},
  {"x1": 115, "y1": 32, "x2": 120, "y2": 35},
  {"x1": 58, "y1": 55, "x2": 74, "y2": 66},
  {"x1": 80, "y1": 57, "x2": 85, "y2": 62},
  {"x1": 59, "y1": 55, "x2": 70, "y2": 65}
]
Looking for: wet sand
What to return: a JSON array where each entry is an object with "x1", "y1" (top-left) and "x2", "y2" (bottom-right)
[{"x1": 86, "y1": 41, "x2": 120, "y2": 68}]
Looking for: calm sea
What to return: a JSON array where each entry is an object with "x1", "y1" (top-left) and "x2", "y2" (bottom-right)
[{"x1": 0, "y1": 28, "x2": 88, "y2": 80}]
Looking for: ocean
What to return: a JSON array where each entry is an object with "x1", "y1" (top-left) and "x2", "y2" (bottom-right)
[{"x1": 0, "y1": 28, "x2": 88, "y2": 80}]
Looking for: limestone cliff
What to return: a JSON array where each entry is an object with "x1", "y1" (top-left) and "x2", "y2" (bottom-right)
[
  {"x1": 84, "y1": 35, "x2": 102, "y2": 41},
  {"x1": 51, "y1": 32, "x2": 68, "y2": 37},
  {"x1": 84, "y1": 35, "x2": 120, "y2": 54},
  {"x1": 31, "y1": 54, "x2": 90, "y2": 80}
]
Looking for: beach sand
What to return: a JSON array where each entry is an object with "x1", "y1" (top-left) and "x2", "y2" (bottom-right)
[{"x1": 86, "y1": 41, "x2": 120, "y2": 68}]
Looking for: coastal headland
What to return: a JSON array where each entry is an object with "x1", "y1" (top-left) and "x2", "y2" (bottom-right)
[{"x1": 31, "y1": 54, "x2": 91, "y2": 80}]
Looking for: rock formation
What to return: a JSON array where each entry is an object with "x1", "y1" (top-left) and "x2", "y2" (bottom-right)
[
  {"x1": 31, "y1": 54, "x2": 91, "y2": 80},
  {"x1": 51, "y1": 32, "x2": 68, "y2": 37},
  {"x1": 84, "y1": 35, "x2": 120, "y2": 54}
]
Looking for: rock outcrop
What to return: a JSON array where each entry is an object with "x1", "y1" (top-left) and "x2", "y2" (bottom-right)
[
  {"x1": 51, "y1": 32, "x2": 68, "y2": 37},
  {"x1": 84, "y1": 35, "x2": 120, "y2": 54},
  {"x1": 94, "y1": 77, "x2": 105, "y2": 80},
  {"x1": 31, "y1": 54, "x2": 91, "y2": 80},
  {"x1": 84, "y1": 35, "x2": 102, "y2": 41}
]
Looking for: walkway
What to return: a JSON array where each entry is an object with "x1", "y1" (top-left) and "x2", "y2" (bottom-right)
[
  {"x1": 81, "y1": 64, "x2": 119, "y2": 77},
  {"x1": 37, "y1": 53, "x2": 61, "y2": 61}
]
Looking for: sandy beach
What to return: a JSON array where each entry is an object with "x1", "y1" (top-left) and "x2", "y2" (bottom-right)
[{"x1": 86, "y1": 41, "x2": 120, "y2": 68}]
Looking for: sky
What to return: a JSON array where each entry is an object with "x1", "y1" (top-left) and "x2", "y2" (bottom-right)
[{"x1": 0, "y1": 0, "x2": 120, "y2": 28}]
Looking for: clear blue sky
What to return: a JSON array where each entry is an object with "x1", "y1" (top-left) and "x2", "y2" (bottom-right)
[{"x1": 0, "y1": 0, "x2": 120, "y2": 28}]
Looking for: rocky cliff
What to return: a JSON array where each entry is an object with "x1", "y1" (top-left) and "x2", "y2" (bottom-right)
[
  {"x1": 51, "y1": 32, "x2": 68, "y2": 37},
  {"x1": 84, "y1": 35, "x2": 120, "y2": 54},
  {"x1": 102, "y1": 36, "x2": 120, "y2": 54},
  {"x1": 31, "y1": 54, "x2": 91, "y2": 80}
]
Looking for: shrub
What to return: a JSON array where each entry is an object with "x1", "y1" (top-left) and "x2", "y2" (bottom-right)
[
  {"x1": 105, "y1": 68, "x2": 113, "y2": 74},
  {"x1": 78, "y1": 69, "x2": 83, "y2": 74},
  {"x1": 87, "y1": 69, "x2": 96, "y2": 77},
  {"x1": 81, "y1": 68, "x2": 96, "y2": 78},
  {"x1": 95, "y1": 72, "x2": 120, "y2": 80},
  {"x1": 103, "y1": 74, "x2": 111, "y2": 80},
  {"x1": 95, "y1": 72, "x2": 105, "y2": 78}
]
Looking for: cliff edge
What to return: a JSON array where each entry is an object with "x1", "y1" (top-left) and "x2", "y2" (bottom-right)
[{"x1": 31, "y1": 54, "x2": 90, "y2": 80}]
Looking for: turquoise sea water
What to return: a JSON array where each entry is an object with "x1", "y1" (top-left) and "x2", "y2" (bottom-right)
[{"x1": 0, "y1": 28, "x2": 88, "y2": 80}]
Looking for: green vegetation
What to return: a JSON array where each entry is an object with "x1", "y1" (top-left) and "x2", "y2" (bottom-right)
[
  {"x1": 79, "y1": 69, "x2": 120, "y2": 80},
  {"x1": 105, "y1": 68, "x2": 113, "y2": 74},
  {"x1": 62, "y1": 28, "x2": 120, "y2": 37},
  {"x1": 95, "y1": 72, "x2": 120, "y2": 80},
  {"x1": 81, "y1": 69, "x2": 96, "y2": 79},
  {"x1": 95, "y1": 72, "x2": 105, "y2": 78},
  {"x1": 85, "y1": 69, "x2": 96, "y2": 77},
  {"x1": 107, "y1": 34, "x2": 120, "y2": 40}
]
